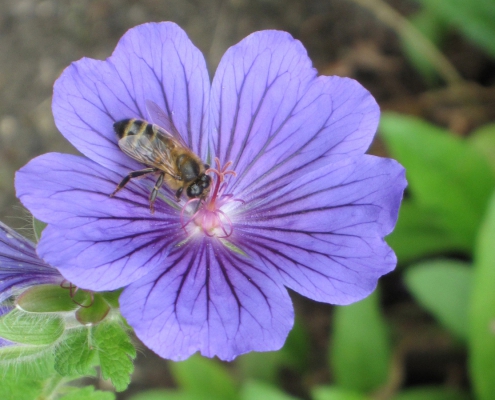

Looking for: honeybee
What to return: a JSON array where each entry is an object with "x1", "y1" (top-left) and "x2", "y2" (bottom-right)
[{"x1": 111, "y1": 102, "x2": 211, "y2": 213}]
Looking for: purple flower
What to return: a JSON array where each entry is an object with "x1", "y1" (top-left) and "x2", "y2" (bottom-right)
[
  {"x1": 15, "y1": 22, "x2": 406, "y2": 361},
  {"x1": 0, "y1": 221, "x2": 62, "y2": 304}
]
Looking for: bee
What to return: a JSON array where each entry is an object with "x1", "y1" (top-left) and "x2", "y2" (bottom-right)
[{"x1": 111, "y1": 103, "x2": 211, "y2": 213}]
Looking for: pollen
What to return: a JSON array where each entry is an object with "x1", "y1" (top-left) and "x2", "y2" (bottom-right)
[{"x1": 180, "y1": 157, "x2": 240, "y2": 238}]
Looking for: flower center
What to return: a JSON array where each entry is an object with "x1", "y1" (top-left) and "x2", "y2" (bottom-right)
[{"x1": 180, "y1": 157, "x2": 240, "y2": 238}]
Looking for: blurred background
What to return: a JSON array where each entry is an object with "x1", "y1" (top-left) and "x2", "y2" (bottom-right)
[{"x1": 0, "y1": 0, "x2": 494, "y2": 399}]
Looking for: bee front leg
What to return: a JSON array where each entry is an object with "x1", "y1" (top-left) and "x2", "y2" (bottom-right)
[
  {"x1": 175, "y1": 187, "x2": 184, "y2": 201},
  {"x1": 111, "y1": 168, "x2": 156, "y2": 197},
  {"x1": 149, "y1": 173, "x2": 165, "y2": 214}
]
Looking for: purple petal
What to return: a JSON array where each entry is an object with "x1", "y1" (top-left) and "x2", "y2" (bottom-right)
[
  {"x1": 120, "y1": 238, "x2": 293, "y2": 361},
  {"x1": 0, "y1": 222, "x2": 61, "y2": 302},
  {"x1": 210, "y1": 30, "x2": 379, "y2": 199},
  {"x1": 16, "y1": 153, "x2": 185, "y2": 291},
  {"x1": 52, "y1": 22, "x2": 210, "y2": 173},
  {"x1": 236, "y1": 155, "x2": 406, "y2": 304}
]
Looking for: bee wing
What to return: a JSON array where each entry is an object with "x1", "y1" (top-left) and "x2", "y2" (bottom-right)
[
  {"x1": 118, "y1": 132, "x2": 178, "y2": 177},
  {"x1": 146, "y1": 100, "x2": 189, "y2": 148}
]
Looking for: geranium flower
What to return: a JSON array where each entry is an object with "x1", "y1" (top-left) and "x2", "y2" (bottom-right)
[
  {"x1": 16, "y1": 22, "x2": 406, "y2": 361},
  {"x1": 0, "y1": 221, "x2": 62, "y2": 304}
]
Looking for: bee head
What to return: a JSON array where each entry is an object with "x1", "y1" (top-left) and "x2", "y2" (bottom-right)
[{"x1": 187, "y1": 174, "x2": 211, "y2": 198}]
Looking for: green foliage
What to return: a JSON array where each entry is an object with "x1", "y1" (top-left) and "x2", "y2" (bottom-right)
[
  {"x1": 469, "y1": 192, "x2": 495, "y2": 400},
  {"x1": 93, "y1": 319, "x2": 136, "y2": 392},
  {"x1": 241, "y1": 381, "x2": 299, "y2": 400},
  {"x1": 76, "y1": 294, "x2": 111, "y2": 325},
  {"x1": 330, "y1": 290, "x2": 390, "y2": 393},
  {"x1": 312, "y1": 386, "x2": 368, "y2": 400},
  {"x1": 129, "y1": 390, "x2": 205, "y2": 400},
  {"x1": 54, "y1": 327, "x2": 98, "y2": 376},
  {"x1": 416, "y1": 0, "x2": 495, "y2": 58},
  {"x1": 16, "y1": 284, "x2": 81, "y2": 313},
  {"x1": 170, "y1": 354, "x2": 239, "y2": 400},
  {"x1": 381, "y1": 113, "x2": 495, "y2": 262},
  {"x1": 0, "y1": 308, "x2": 64, "y2": 345},
  {"x1": 0, "y1": 377, "x2": 45, "y2": 400},
  {"x1": 58, "y1": 386, "x2": 115, "y2": 400},
  {"x1": 405, "y1": 260, "x2": 472, "y2": 340},
  {"x1": 0, "y1": 343, "x2": 56, "y2": 380},
  {"x1": 392, "y1": 387, "x2": 470, "y2": 400},
  {"x1": 32, "y1": 217, "x2": 47, "y2": 242},
  {"x1": 469, "y1": 123, "x2": 495, "y2": 175}
]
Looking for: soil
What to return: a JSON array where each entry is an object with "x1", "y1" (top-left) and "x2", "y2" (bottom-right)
[{"x1": 0, "y1": 0, "x2": 493, "y2": 398}]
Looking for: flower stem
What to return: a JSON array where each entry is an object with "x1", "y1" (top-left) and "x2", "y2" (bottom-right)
[{"x1": 348, "y1": 0, "x2": 464, "y2": 86}]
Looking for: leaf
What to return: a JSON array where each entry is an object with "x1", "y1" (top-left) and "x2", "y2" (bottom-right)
[
  {"x1": 241, "y1": 381, "x2": 300, "y2": 400},
  {"x1": 129, "y1": 390, "x2": 205, "y2": 400},
  {"x1": 330, "y1": 290, "x2": 390, "y2": 393},
  {"x1": 16, "y1": 284, "x2": 80, "y2": 313},
  {"x1": 54, "y1": 327, "x2": 97, "y2": 376},
  {"x1": 0, "y1": 309, "x2": 64, "y2": 345},
  {"x1": 392, "y1": 387, "x2": 470, "y2": 400},
  {"x1": 0, "y1": 378, "x2": 44, "y2": 400},
  {"x1": 0, "y1": 344, "x2": 56, "y2": 380},
  {"x1": 405, "y1": 260, "x2": 472, "y2": 340},
  {"x1": 312, "y1": 386, "x2": 368, "y2": 400},
  {"x1": 417, "y1": 0, "x2": 495, "y2": 58},
  {"x1": 58, "y1": 386, "x2": 115, "y2": 400},
  {"x1": 170, "y1": 354, "x2": 239, "y2": 400},
  {"x1": 32, "y1": 217, "x2": 47, "y2": 243},
  {"x1": 380, "y1": 113, "x2": 495, "y2": 253},
  {"x1": 469, "y1": 192, "x2": 495, "y2": 400},
  {"x1": 75, "y1": 294, "x2": 111, "y2": 325},
  {"x1": 93, "y1": 320, "x2": 136, "y2": 392},
  {"x1": 469, "y1": 123, "x2": 495, "y2": 175}
]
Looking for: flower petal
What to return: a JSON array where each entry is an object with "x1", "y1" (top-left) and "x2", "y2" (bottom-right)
[
  {"x1": 16, "y1": 153, "x2": 185, "y2": 291},
  {"x1": 0, "y1": 222, "x2": 61, "y2": 302},
  {"x1": 52, "y1": 22, "x2": 210, "y2": 172},
  {"x1": 236, "y1": 155, "x2": 406, "y2": 304},
  {"x1": 120, "y1": 238, "x2": 293, "y2": 361},
  {"x1": 210, "y1": 30, "x2": 379, "y2": 198}
]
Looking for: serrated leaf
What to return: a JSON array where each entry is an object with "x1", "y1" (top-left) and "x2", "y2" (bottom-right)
[
  {"x1": 76, "y1": 294, "x2": 110, "y2": 325},
  {"x1": 417, "y1": 0, "x2": 495, "y2": 58},
  {"x1": 405, "y1": 260, "x2": 472, "y2": 340},
  {"x1": 330, "y1": 290, "x2": 390, "y2": 393},
  {"x1": 380, "y1": 113, "x2": 495, "y2": 253},
  {"x1": 58, "y1": 386, "x2": 115, "y2": 400},
  {"x1": 241, "y1": 381, "x2": 299, "y2": 400},
  {"x1": 469, "y1": 192, "x2": 495, "y2": 400},
  {"x1": 0, "y1": 309, "x2": 64, "y2": 345},
  {"x1": 469, "y1": 123, "x2": 495, "y2": 175},
  {"x1": 93, "y1": 320, "x2": 136, "y2": 392},
  {"x1": 312, "y1": 386, "x2": 368, "y2": 400},
  {"x1": 16, "y1": 284, "x2": 79, "y2": 313},
  {"x1": 54, "y1": 327, "x2": 97, "y2": 376},
  {"x1": 170, "y1": 354, "x2": 239, "y2": 400},
  {"x1": 392, "y1": 387, "x2": 469, "y2": 400}
]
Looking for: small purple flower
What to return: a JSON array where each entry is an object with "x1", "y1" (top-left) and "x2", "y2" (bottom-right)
[
  {"x1": 0, "y1": 221, "x2": 62, "y2": 304},
  {"x1": 16, "y1": 22, "x2": 406, "y2": 360}
]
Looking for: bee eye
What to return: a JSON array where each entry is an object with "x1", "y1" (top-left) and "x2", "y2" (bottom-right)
[
  {"x1": 201, "y1": 175, "x2": 211, "y2": 188},
  {"x1": 187, "y1": 183, "x2": 202, "y2": 198}
]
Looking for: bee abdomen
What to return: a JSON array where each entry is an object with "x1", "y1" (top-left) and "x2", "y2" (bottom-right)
[{"x1": 114, "y1": 119, "x2": 153, "y2": 139}]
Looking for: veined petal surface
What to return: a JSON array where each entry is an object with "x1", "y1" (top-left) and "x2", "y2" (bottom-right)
[
  {"x1": 52, "y1": 22, "x2": 210, "y2": 172},
  {"x1": 120, "y1": 238, "x2": 293, "y2": 361},
  {"x1": 236, "y1": 155, "x2": 406, "y2": 304},
  {"x1": 211, "y1": 30, "x2": 379, "y2": 199}
]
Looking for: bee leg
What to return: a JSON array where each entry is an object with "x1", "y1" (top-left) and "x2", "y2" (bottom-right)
[
  {"x1": 111, "y1": 168, "x2": 156, "y2": 197},
  {"x1": 149, "y1": 173, "x2": 165, "y2": 214},
  {"x1": 175, "y1": 187, "x2": 184, "y2": 202}
]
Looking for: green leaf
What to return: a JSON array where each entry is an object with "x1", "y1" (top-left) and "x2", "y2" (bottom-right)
[
  {"x1": 380, "y1": 113, "x2": 495, "y2": 253},
  {"x1": 93, "y1": 320, "x2": 136, "y2": 392},
  {"x1": 0, "y1": 309, "x2": 64, "y2": 345},
  {"x1": 129, "y1": 390, "x2": 205, "y2": 400},
  {"x1": 392, "y1": 387, "x2": 470, "y2": 400},
  {"x1": 16, "y1": 284, "x2": 79, "y2": 313},
  {"x1": 54, "y1": 327, "x2": 97, "y2": 376},
  {"x1": 0, "y1": 344, "x2": 56, "y2": 380},
  {"x1": 101, "y1": 289, "x2": 122, "y2": 308},
  {"x1": 241, "y1": 381, "x2": 300, "y2": 400},
  {"x1": 312, "y1": 386, "x2": 368, "y2": 400},
  {"x1": 469, "y1": 123, "x2": 495, "y2": 175},
  {"x1": 58, "y1": 386, "x2": 115, "y2": 400},
  {"x1": 386, "y1": 202, "x2": 465, "y2": 263},
  {"x1": 417, "y1": 0, "x2": 495, "y2": 58},
  {"x1": 170, "y1": 354, "x2": 239, "y2": 400},
  {"x1": 76, "y1": 294, "x2": 111, "y2": 325},
  {"x1": 469, "y1": 192, "x2": 495, "y2": 400},
  {"x1": 404, "y1": 260, "x2": 472, "y2": 340},
  {"x1": 0, "y1": 378, "x2": 44, "y2": 400},
  {"x1": 330, "y1": 290, "x2": 390, "y2": 393}
]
